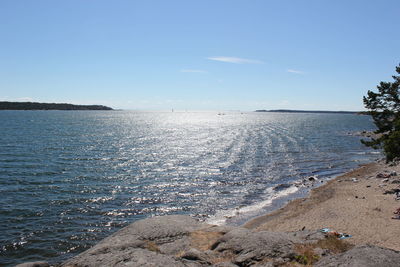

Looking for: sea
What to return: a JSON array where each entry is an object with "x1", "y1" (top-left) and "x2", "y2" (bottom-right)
[{"x1": 0, "y1": 110, "x2": 381, "y2": 266}]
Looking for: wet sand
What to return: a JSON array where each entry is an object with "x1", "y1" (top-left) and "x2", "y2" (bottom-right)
[{"x1": 244, "y1": 161, "x2": 400, "y2": 251}]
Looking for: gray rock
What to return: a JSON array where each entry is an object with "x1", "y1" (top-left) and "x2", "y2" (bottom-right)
[
  {"x1": 62, "y1": 215, "x2": 207, "y2": 267},
  {"x1": 63, "y1": 248, "x2": 191, "y2": 267},
  {"x1": 251, "y1": 263, "x2": 274, "y2": 267},
  {"x1": 159, "y1": 224, "x2": 233, "y2": 256},
  {"x1": 180, "y1": 259, "x2": 210, "y2": 267},
  {"x1": 251, "y1": 257, "x2": 288, "y2": 267},
  {"x1": 59, "y1": 215, "x2": 400, "y2": 267},
  {"x1": 212, "y1": 228, "x2": 299, "y2": 266},
  {"x1": 179, "y1": 248, "x2": 210, "y2": 263},
  {"x1": 315, "y1": 245, "x2": 400, "y2": 267},
  {"x1": 314, "y1": 247, "x2": 329, "y2": 257},
  {"x1": 119, "y1": 215, "x2": 205, "y2": 242},
  {"x1": 287, "y1": 229, "x2": 326, "y2": 243},
  {"x1": 158, "y1": 234, "x2": 192, "y2": 255},
  {"x1": 212, "y1": 263, "x2": 239, "y2": 267},
  {"x1": 15, "y1": 262, "x2": 49, "y2": 267}
]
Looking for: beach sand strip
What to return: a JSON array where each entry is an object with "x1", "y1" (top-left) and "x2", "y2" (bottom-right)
[{"x1": 244, "y1": 161, "x2": 400, "y2": 251}]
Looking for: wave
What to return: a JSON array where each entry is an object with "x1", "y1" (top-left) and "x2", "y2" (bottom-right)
[{"x1": 206, "y1": 185, "x2": 299, "y2": 225}]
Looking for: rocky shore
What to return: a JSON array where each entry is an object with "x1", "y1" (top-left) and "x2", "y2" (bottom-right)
[
  {"x1": 17, "y1": 161, "x2": 400, "y2": 266},
  {"x1": 16, "y1": 215, "x2": 400, "y2": 267}
]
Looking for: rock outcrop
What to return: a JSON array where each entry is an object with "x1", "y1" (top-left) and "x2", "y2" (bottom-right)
[
  {"x1": 19, "y1": 215, "x2": 400, "y2": 267},
  {"x1": 315, "y1": 245, "x2": 400, "y2": 267}
]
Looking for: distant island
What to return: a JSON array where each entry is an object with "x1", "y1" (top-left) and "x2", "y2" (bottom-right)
[
  {"x1": 0, "y1": 101, "x2": 113, "y2": 110},
  {"x1": 255, "y1": 109, "x2": 361, "y2": 114}
]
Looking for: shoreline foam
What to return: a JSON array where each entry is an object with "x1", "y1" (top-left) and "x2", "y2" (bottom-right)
[
  {"x1": 243, "y1": 160, "x2": 400, "y2": 251},
  {"x1": 206, "y1": 185, "x2": 300, "y2": 226},
  {"x1": 206, "y1": 162, "x2": 369, "y2": 227}
]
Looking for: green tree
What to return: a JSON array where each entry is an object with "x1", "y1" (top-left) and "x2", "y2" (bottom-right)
[{"x1": 362, "y1": 63, "x2": 400, "y2": 162}]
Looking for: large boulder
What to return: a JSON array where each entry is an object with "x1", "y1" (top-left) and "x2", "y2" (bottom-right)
[
  {"x1": 61, "y1": 215, "x2": 208, "y2": 267},
  {"x1": 212, "y1": 228, "x2": 300, "y2": 266},
  {"x1": 315, "y1": 244, "x2": 400, "y2": 267}
]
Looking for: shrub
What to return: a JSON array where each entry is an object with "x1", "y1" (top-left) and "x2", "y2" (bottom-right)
[{"x1": 362, "y1": 63, "x2": 400, "y2": 162}]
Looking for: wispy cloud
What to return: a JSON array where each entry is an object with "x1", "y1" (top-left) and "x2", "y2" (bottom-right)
[
  {"x1": 208, "y1": 56, "x2": 264, "y2": 64},
  {"x1": 287, "y1": 69, "x2": 305, "y2": 74},
  {"x1": 180, "y1": 69, "x2": 207, "y2": 73}
]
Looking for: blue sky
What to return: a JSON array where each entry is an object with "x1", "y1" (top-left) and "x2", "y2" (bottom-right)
[{"x1": 0, "y1": 0, "x2": 399, "y2": 111}]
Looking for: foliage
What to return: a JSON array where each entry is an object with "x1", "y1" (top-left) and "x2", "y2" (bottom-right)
[
  {"x1": 292, "y1": 236, "x2": 353, "y2": 266},
  {"x1": 315, "y1": 235, "x2": 353, "y2": 254},
  {"x1": 293, "y1": 243, "x2": 320, "y2": 266},
  {"x1": 362, "y1": 63, "x2": 400, "y2": 162},
  {"x1": 294, "y1": 253, "x2": 319, "y2": 265}
]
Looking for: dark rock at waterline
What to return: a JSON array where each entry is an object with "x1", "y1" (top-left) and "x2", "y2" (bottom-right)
[
  {"x1": 308, "y1": 176, "x2": 318, "y2": 182},
  {"x1": 273, "y1": 183, "x2": 292, "y2": 191}
]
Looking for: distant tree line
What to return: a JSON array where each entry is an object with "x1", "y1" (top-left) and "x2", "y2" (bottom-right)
[
  {"x1": 0, "y1": 101, "x2": 113, "y2": 110},
  {"x1": 255, "y1": 109, "x2": 359, "y2": 114}
]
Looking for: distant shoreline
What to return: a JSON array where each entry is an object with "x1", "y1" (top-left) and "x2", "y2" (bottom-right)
[
  {"x1": 0, "y1": 101, "x2": 113, "y2": 111},
  {"x1": 255, "y1": 109, "x2": 364, "y2": 114}
]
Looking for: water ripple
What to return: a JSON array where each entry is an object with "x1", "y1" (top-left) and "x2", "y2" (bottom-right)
[{"x1": 0, "y1": 111, "x2": 380, "y2": 266}]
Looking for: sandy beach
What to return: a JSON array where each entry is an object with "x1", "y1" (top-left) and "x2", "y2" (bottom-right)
[{"x1": 244, "y1": 160, "x2": 400, "y2": 251}]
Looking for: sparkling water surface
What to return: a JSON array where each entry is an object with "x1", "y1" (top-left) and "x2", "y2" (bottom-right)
[{"x1": 0, "y1": 111, "x2": 380, "y2": 266}]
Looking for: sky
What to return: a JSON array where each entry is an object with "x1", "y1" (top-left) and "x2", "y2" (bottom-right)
[{"x1": 0, "y1": 0, "x2": 399, "y2": 111}]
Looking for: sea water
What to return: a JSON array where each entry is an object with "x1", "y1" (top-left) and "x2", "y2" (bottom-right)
[{"x1": 0, "y1": 111, "x2": 380, "y2": 266}]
